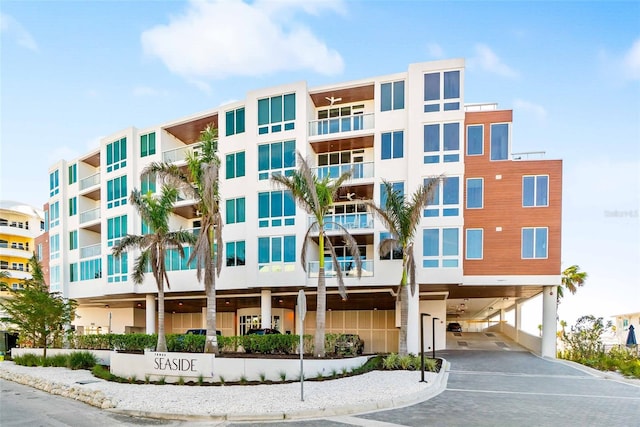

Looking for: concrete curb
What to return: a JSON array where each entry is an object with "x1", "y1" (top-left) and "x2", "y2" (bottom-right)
[
  {"x1": 106, "y1": 360, "x2": 450, "y2": 422},
  {"x1": 549, "y1": 357, "x2": 640, "y2": 387}
]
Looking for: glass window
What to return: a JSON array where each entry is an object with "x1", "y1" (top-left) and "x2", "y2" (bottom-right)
[
  {"x1": 424, "y1": 73, "x2": 440, "y2": 101},
  {"x1": 467, "y1": 125, "x2": 483, "y2": 156},
  {"x1": 141, "y1": 173, "x2": 156, "y2": 195},
  {"x1": 424, "y1": 123, "x2": 461, "y2": 163},
  {"x1": 258, "y1": 235, "x2": 296, "y2": 271},
  {"x1": 226, "y1": 241, "x2": 246, "y2": 266},
  {"x1": 490, "y1": 123, "x2": 509, "y2": 161},
  {"x1": 226, "y1": 197, "x2": 246, "y2": 224},
  {"x1": 107, "y1": 215, "x2": 127, "y2": 247},
  {"x1": 106, "y1": 175, "x2": 127, "y2": 208},
  {"x1": 381, "y1": 131, "x2": 403, "y2": 159},
  {"x1": 380, "y1": 181, "x2": 404, "y2": 209},
  {"x1": 379, "y1": 232, "x2": 402, "y2": 260},
  {"x1": 257, "y1": 140, "x2": 295, "y2": 180},
  {"x1": 522, "y1": 227, "x2": 548, "y2": 259},
  {"x1": 444, "y1": 71, "x2": 460, "y2": 99},
  {"x1": 68, "y1": 164, "x2": 77, "y2": 185},
  {"x1": 424, "y1": 177, "x2": 460, "y2": 217},
  {"x1": 106, "y1": 137, "x2": 127, "y2": 172},
  {"x1": 49, "y1": 170, "x2": 59, "y2": 196},
  {"x1": 140, "y1": 132, "x2": 156, "y2": 157},
  {"x1": 258, "y1": 191, "x2": 295, "y2": 227},
  {"x1": 50, "y1": 234, "x2": 60, "y2": 260},
  {"x1": 423, "y1": 227, "x2": 460, "y2": 268},
  {"x1": 226, "y1": 107, "x2": 246, "y2": 136},
  {"x1": 69, "y1": 230, "x2": 78, "y2": 250},
  {"x1": 381, "y1": 80, "x2": 405, "y2": 112},
  {"x1": 466, "y1": 178, "x2": 483, "y2": 209},
  {"x1": 107, "y1": 253, "x2": 128, "y2": 283},
  {"x1": 226, "y1": 151, "x2": 246, "y2": 179},
  {"x1": 381, "y1": 83, "x2": 392, "y2": 112},
  {"x1": 466, "y1": 229, "x2": 483, "y2": 259},
  {"x1": 69, "y1": 197, "x2": 77, "y2": 216},
  {"x1": 70, "y1": 263, "x2": 79, "y2": 283},
  {"x1": 443, "y1": 123, "x2": 459, "y2": 151},
  {"x1": 49, "y1": 201, "x2": 60, "y2": 228},
  {"x1": 523, "y1": 175, "x2": 549, "y2": 207},
  {"x1": 257, "y1": 94, "x2": 295, "y2": 134}
]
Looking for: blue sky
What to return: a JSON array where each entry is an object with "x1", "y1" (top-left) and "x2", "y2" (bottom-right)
[{"x1": 1, "y1": 0, "x2": 638, "y2": 326}]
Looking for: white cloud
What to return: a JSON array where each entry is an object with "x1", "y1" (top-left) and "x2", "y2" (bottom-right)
[
  {"x1": 622, "y1": 38, "x2": 640, "y2": 80},
  {"x1": 426, "y1": 42, "x2": 444, "y2": 59},
  {"x1": 469, "y1": 44, "x2": 518, "y2": 78},
  {"x1": 141, "y1": 0, "x2": 344, "y2": 82},
  {"x1": 0, "y1": 13, "x2": 38, "y2": 51},
  {"x1": 513, "y1": 99, "x2": 547, "y2": 120}
]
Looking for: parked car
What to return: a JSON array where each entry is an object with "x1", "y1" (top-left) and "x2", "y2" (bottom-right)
[
  {"x1": 334, "y1": 334, "x2": 365, "y2": 355},
  {"x1": 245, "y1": 328, "x2": 281, "y2": 335},
  {"x1": 447, "y1": 322, "x2": 463, "y2": 332},
  {"x1": 185, "y1": 329, "x2": 221, "y2": 336}
]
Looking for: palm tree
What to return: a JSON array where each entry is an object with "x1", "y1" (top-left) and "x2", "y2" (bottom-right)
[
  {"x1": 143, "y1": 124, "x2": 223, "y2": 354},
  {"x1": 366, "y1": 178, "x2": 440, "y2": 355},
  {"x1": 272, "y1": 152, "x2": 362, "y2": 357},
  {"x1": 0, "y1": 270, "x2": 10, "y2": 291},
  {"x1": 112, "y1": 186, "x2": 195, "y2": 352},
  {"x1": 558, "y1": 264, "x2": 587, "y2": 300}
]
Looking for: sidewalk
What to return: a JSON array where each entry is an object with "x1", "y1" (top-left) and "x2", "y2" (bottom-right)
[{"x1": 0, "y1": 360, "x2": 448, "y2": 422}]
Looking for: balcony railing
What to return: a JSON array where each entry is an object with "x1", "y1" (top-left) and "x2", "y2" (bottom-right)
[
  {"x1": 80, "y1": 172, "x2": 100, "y2": 190},
  {"x1": 0, "y1": 220, "x2": 29, "y2": 230},
  {"x1": 0, "y1": 242, "x2": 29, "y2": 251},
  {"x1": 309, "y1": 212, "x2": 373, "y2": 231},
  {"x1": 511, "y1": 151, "x2": 546, "y2": 160},
  {"x1": 79, "y1": 207, "x2": 101, "y2": 224},
  {"x1": 308, "y1": 259, "x2": 374, "y2": 278},
  {"x1": 80, "y1": 243, "x2": 101, "y2": 259},
  {"x1": 312, "y1": 161, "x2": 374, "y2": 180},
  {"x1": 163, "y1": 144, "x2": 201, "y2": 163},
  {"x1": 308, "y1": 112, "x2": 375, "y2": 137}
]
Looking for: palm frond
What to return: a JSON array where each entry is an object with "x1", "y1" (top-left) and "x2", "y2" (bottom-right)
[
  {"x1": 407, "y1": 244, "x2": 417, "y2": 297},
  {"x1": 324, "y1": 238, "x2": 347, "y2": 300},
  {"x1": 132, "y1": 250, "x2": 150, "y2": 285},
  {"x1": 300, "y1": 224, "x2": 317, "y2": 272}
]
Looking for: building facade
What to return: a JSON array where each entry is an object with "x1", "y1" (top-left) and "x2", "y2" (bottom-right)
[{"x1": 46, "y1": 59, "x2": 562, "y2": 355}]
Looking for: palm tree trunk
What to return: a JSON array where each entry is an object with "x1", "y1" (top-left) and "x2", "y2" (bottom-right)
[
  {"x1": 315, "y1": 234, "x2": 326, "y2": 357},
  {"x1": 399, "y1": 260, "x2": 409, "y2": 356},
  {"x1": 204, "y1": 258, "x2": 218, "y2": 354},
  {"x1": 157, "y1": 284, "x2": 167, "y2": 352}
]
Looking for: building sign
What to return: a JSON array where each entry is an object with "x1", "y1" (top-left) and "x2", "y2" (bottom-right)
[{"x1": 147, "y1": 352, "x2": 214, "y2": 378}]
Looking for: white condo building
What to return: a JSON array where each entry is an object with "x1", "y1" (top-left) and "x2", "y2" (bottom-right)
[{"x1": 46, "y1": 59, "x2": 563, "y2": 356}]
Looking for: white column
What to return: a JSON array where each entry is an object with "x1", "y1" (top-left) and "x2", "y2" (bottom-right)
[
  {"x1": 145, "y1": 294, "x2": 156, "y2": 334},
  {"x1": 541, "y1": 286, "x2": 557, "y2": 358},
  {"x1": 515, "y1": 300, "x2": 522, "y2": 342},
  {"x1": 406, "y1": 289, "x2": 420, "y2": 354},
  {"x1": 499, "y1": 308, "x2": 506, "y2": 333},
  {"x1": 261, "y1": 289, "x2": 272, "y2": 329}
]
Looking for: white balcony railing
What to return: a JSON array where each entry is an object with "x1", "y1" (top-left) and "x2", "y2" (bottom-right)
[
  {"x1": 312, "y1": 161, "x2": 374, "y2": 180},
  {"x1": 309, "y1": 212, "x2": 373, "y2": 231},
  {"x1": 308, "y1": 259, "x2": 374, "y2": 278},
  {"x1": 79, "y1": 207, "x2": 100, "y2": 224},
  {"x1": 79, "y1": 172, "x2": 100, "y2": 190},
  {"x1": 308, "y1": 112, "x2": 375, "y2": 137},
  {"x1": 511, "y1": 151, "x2": 546, "y2": 160},
  {"x1": 162, "y1": 144, "x2": 202, "y2": 163},
  {"x1": 80, "y1": 243, "x2": 101, "y2": 259}
]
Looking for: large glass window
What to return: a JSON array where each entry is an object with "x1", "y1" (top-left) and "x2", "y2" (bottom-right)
[
  {"x1": 380, "y1": 181, "x2": 404, "y2": 209},
  {"x1": 490, "y1": 123, "x2": 509, "y2": 160},
  {"x1": 107, "y1": 175, "x2": 127, "y2": 208},
  {"x1": 316, "y1": 149, "x2": 367, "y2": 179},
  {"x1": 381, "y1": 131, "x2": 404, "y2": 160},
  {"x1": 466, "y1": 178, "x2": 483, "y2": 209},
  {"x1": 70, "y1": 263, "x2": 79, "y2": 283},
  {"x1": 80, "y1": 258, "x2": 102, "y2": 280},
  {"x1": 379, "y1": 232, "x2": 402, "y2": 260},
  {"x1": 522, "y1": 227, "x2": 548, "y2": 259},
  {"x1": 424, "y1": 177, "x2": 460, "y2": 217},
  {"x1": 466, "y1": 125, "x2": 483, "y2": 156},
  {"x1": 107, "y1": 215, "x2": 128, "y2": 247},
  {"x1": 69, "y1": 197, "x2": 77, "y2": 216},
  {"x1": 523, "y1": 175, "x2": 549, "y2": 207},
  {"x1": 226, "y1": 197, "x2": 246, "y2": 224},
  {"x1": 258, "y1": 140, "x2": 295, "y2": 180},
  {"x1": 49, "y1": 201, "x2": 60, "y2": 228},
  {"x1": 257, "y1": 93, "x2": 295, "y2": 134},
  {"x1": 107, "y1": 253, "x2": 128, "y2": 283},
  {"x1": 466, "y1": 229, "x2": 483, "y2": 259},
  {"x1": 258, "y1": 235, "x2": 296, "y2": 272},
  {"x1": 140, "y1": 132, "x2": 156, "y2": 157},
  {"x1": 50, "y1": 234, "x2": 60, "y2": 260},
  {"x1": 422, "y1": 227, "x2": 459, "y2": 268},
  {"x1": 49, "y1": 169, "x2": 59, "y2": 196},
  {"x1": 424, "y1": 70, "x2": 461, "y2": 112},
  {"x1": 226, "y1": 241, "x2": 246, "y2": 266},
  {"x1": 69, "y1": 230, "x2": 78, "y2": 250},
  {"x1": 50, "y1": 266, "x2": 61, "y2": 292},
  {"x1": 141, "y1": 173, "x2": 156, "y2": 195},
  {"x1": 424, "y1": 122, "x2": 461, "y2": 163},
  {"x1": 226, "y1": 151, "x2": 246, "y2": 179},
  {"x1": 106, "y1": 137, "x2": 127, "y2": 172},
  {"x1": 381, "y1": 80, "x2": 405, "y2": 111},
  {"x1": 68, "y1": 164, "x2": 77, "y2": 185},
  {"x1": 258, "y1": 191, "x2": 295, "y2": 227},
  {"x1": 225, "y1": 107, "x2": 245, "y2": 136}
]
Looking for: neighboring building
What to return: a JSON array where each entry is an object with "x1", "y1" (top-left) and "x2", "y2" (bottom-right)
[
  {"x1": 46, "y1": 59, "x2": 562, "y2": 355},
  {"x1": 612, "y1": 312, "x2": 640, "y2": 345}
]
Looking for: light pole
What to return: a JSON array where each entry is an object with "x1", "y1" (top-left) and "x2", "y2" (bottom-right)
[
  {"x1": 420, "y1": 313, "x2": 431, "y2": 382},
  {"x1": 432, "y1": 317, "x2": 439, "y2": 359}
]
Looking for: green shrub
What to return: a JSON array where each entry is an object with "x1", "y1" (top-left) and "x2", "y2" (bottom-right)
[
  {"x1": 67, "y1": 351, "x2": 97, "y2": 370},
  {"x1": 47, "y1": 354, "x2": 69, "y2": 367},
  {"x1": 13, "y1": 353, "x2": 41, "y2": 367},
  {"x1": 91, "y1": 364, "x2": 116, "y2": 381}
]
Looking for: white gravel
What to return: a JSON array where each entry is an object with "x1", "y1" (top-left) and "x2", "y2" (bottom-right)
[{"x1": 0, "y1": 362, "x2": 440, "y2": 419}]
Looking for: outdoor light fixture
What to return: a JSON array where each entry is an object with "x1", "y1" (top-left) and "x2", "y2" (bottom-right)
[
  {"x1": 278, "y1": 299, "x2": 284, "y2": 304},
  {"x1": 225, "y1": 299, "x2": 230, "y2": 305},
  {"x1": 178, "y1": 301, "x2": 183, "y2": 306},
  {"x1": 136, "y1": 303, "x2": 142, "y2": 307}
]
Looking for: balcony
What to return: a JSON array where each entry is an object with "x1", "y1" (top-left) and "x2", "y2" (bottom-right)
[
  {"x1": 80, "y1": 172, "x2": 100, "y2": 190},
  {"x1": 309, "y1": 212, "x2": 373, "y2": 232},
  {"x1": 162, "y1": 144, "x2": 201, "y2": 163},
  {"x1": 308, "y1": 112, "x2": 374, "y2": 138},
  {"x1": 80, "y1": 207, "x2": 100, "y2": 224},
  {"x1": 0, "y1": 219, "x2": 29, "y2": 230},
  {"x1": 80, "y1": 243, "x2": 101, "y2": 259},
  {"x1": 308, "y1": 259, "x2": 374, "y2": 278},
  {"x1": 312, "y1": 161, "x2": 374, "y2": 181},
  {"x1": 511, "y1": 151, "x2": 546, "y2": 160}
]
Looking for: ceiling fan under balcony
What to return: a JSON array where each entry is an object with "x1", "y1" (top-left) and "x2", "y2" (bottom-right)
[{"x1": 340, "y1": 192, "x2": 356, "y2": 201}]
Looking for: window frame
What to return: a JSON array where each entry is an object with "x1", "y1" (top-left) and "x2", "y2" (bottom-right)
[
  {"x1": 225, "y1": 197, "x2": 246, "y2": 224},
  {"x1": 466, "y1": 124, "x2": 484, "y2": 156},
  {"x1": 490, "y1": 123, "x2": 510, "y2": 161},
  {"x1": 466, "y1": 178, "x2": 484, "y2": 209},
  {"x1": 521, "y1": 227, "x2": 549, "y2": 259},
  {"x1": 380, "y1": 80, "x2": 405, "y2": 112},
  {"x1": 423, "y1": 176, "x2": 461, "y2": 217},
  {"x1": 140, "y1": 132, "x2": 156, "y2": 158},
  {"x1": 422, "y1": 227, "x2": 460, "y2": 268},
  {"x1": 225, "y1": 151, "x2": 246, "y2": 179},
  {"x1": 465, "y1": 228, "x2": 484, "y2": 260},
  {"x1": 423, "y1": 122, "x2": 461, "y2": 164},
  {"x1": 381, "y1": 130, "x2": 404, "y2": 160},
  {"x1": 522, "y1": 175, "x2": 549, "y2": 207}
]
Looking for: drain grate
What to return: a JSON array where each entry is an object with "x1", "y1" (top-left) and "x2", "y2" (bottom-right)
[
  {"x1": 458, "y1": 341, "x2": 468, "y2": 347},
  {"x1": 453, "y1": 332, "x2": 462, "y2": 337},
  {"x1": 495, "y1": 341, "x2": 509, "y2": 348},
  {"x1": 76, "y1": 379, "x2": 101, "y2": 385},
  {"x1": 485, "y1": 333, "x2": 496, "y2": 337}
]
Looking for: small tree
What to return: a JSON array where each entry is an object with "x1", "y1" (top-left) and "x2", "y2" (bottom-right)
[
  {"x1": 558, "y1": 265, "x2": 587, "y2": 301},
  {"x1": 0, "y1": 256, "x2": 76, "y2": 357},
  {"x1": 560, "y1": 315, "x2": 612, "y2": 361}
]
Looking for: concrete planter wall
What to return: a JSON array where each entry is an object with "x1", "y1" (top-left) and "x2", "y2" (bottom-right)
[
  {"x1": 111, "y1": 351, "x2": 369, "y2": 383},
  {"x1": 11, "y1": 348, "x2": 112, "y2": 365}
]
